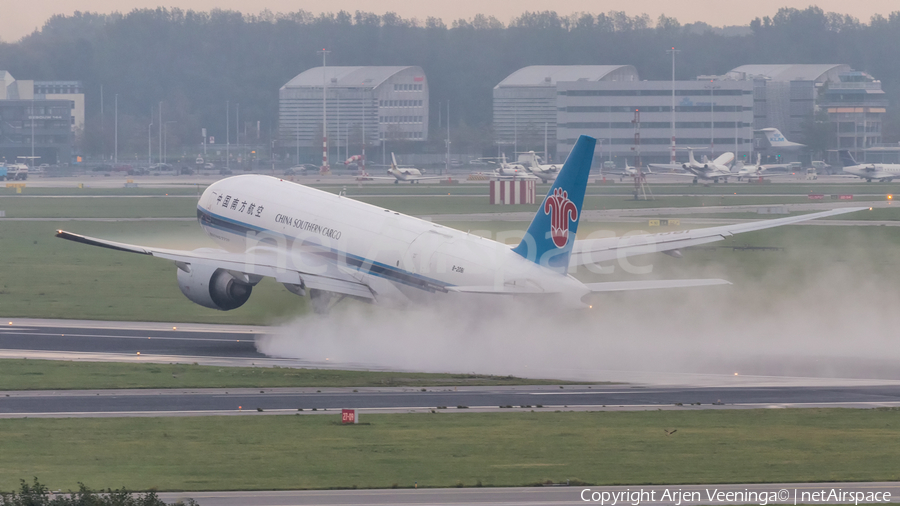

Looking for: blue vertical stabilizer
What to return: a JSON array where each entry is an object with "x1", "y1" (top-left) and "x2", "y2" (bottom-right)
[{"x1": 512, "y1": 135, "x2": 596, "y2": 272}]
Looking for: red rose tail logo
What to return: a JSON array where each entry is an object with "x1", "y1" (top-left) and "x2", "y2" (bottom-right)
[{"x1": 544, "y1": 187, "x2": 578, "y2": 248}]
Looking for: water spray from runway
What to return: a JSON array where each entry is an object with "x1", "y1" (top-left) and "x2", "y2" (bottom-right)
[{"x1": 256, "y1": 230, "x2": 900, "y2": 384}]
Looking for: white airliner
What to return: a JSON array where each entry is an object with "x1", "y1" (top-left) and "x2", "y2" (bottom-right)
[
  {"x1": 679, "y1": 149, "x2": 736, "y2": 183},
  {"x1": 601, "y1": 163, "x2": 652, "y2": 179},
  {"x1": 492, "y1": 154, "x2": 538, "y2": 180},
  {"x1": 55, "y1": 136, "x2": 863, "y2": 314},
  {"x1": 374, "y1": 153, "x2": 444, "y2": 184},
  {"x1": 646, "y1": 161, "x2": 686, "y2": 173},
  {"x1": 840, "y1": 150, "x2": 900, "y2": 182},
  {"x1": 734, "y1": 153, "x2": 794, "y2": 181},
  {"x1": 517, "y1": 151, "x2": 560, "y2": 183}
]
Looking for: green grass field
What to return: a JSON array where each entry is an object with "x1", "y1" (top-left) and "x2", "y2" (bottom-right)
[
  {"x1": 0, "y1": 409, "x2": 897, "y2": 492},
  {"x1": 1, "y1": 179, "x2": 896, "y2": 324},
  {"x1": 0, "y1": 359, "x2": 584, "y2": 390},
  {"x1": 0, "y1": 220, "x2": 307, "y2": 324},
  {"x1": 1, "y1": 193, "x2": 882, "y2": 219},
  {"x1": 0, "y1": 196, "x2": 198, "y2": 218},
  {"x1": 2, "y1": 214, "x2": 898, "y2": 323}
]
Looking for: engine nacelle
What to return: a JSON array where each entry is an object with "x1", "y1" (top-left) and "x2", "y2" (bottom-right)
[{"x1": 176, "y1": 263, "x2": 253, "y2": 310}]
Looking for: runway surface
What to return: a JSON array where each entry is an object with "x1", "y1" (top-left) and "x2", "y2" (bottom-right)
[
  {"x1": 2, "y1": 320, "x2": 900, "y2": 418},
  {"x1": 4, "y1": 318, "x2": 900, "y2": 384},
  {"x1": 155, "y1": 482, "x2": 900, "y2": 506},
  {"x1": 2, "y1": 382, "x2": 900, "y2": 419}
]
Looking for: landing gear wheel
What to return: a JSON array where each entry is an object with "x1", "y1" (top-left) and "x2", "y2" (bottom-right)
[
  {"x1": 309, "y1": 289, "x2": 338, "y2": 315},
  {"x1": 692, "y1": 177, "x2": 698, "y2": 184}
]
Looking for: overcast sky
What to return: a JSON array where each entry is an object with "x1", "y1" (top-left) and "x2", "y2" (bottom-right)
[{"x1": 3, "y1": 0, "x2": 898, "y2": 42}]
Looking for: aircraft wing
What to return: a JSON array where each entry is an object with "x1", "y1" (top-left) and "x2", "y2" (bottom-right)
[
  {"x1": 647, "y1": 163, "x2": 687, "y2": 173},
  {"x1": 54, "y1": 230, "x2": 376, "y2": 300},
  {"x1": 760, "y1": 163, "x2": 793, "y2": 172},
  {"x1": 585, "y1": 279, "x2": 730, "y2": 292},
  {"x1": 448, "y1": 278, "x2": 731, "y2": 295},
  {"x1": 369, "y1": 175, "x2": 447, "y2": 182},
  {"x1": 494, "y1": 174, "x2": 540, "y2": 181},
  {"x1": 569, "y1": 207, "x2": 867, "y2": 267}
]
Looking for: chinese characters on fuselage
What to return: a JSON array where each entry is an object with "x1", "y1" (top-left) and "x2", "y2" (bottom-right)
[{"x1": 215, "y1": 193, "x2": 264, "y2": 218}]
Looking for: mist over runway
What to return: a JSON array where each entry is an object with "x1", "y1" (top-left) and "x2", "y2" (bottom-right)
[{"x1": 3, "y1": 318, "x2": 900, "y2": 389}]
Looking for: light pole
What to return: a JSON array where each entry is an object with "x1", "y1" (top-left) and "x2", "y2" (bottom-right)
[
  {"x1": 226, "y1": 100, "x2": 229, "y2": 170},
  {"x1": 319, "y1": 48, "x2": 331, "y2": 170},
  {"x1": 513, "y1": 104, "x2": 517, "y2": 160},
  {"x1": 705, "y1": 82, "x2": 721, "y2": 157},
  {"x1": 667, "y1": 47, "x2": 681, "y2": 164},
  {"x1": 336, "y1": 90, "x2": 340, "y2": 164},
  {"x1": 544, "y1": 121, "x2": 548, "y2": 163},
  {"x1": 346, "y1": 122, "x2": 351, "y2": 162},
  {"x1": 114, "y1": 94, "x2": 118, "y2": 166},
  {"x1": 158, "y1": 101, "x2": 162, "y2": 165},
  {"x1": 164, "y1": 121, "x2": 176, "y2": 167},
  {"x1": 445, "y1": 100, "x2": 450, "y2": 176},
  {"x1": 361, "y1": 92, "x2": 366, "y2": 172},
  {"x1": 148, "y1": 107, "x2": 153, "y2": 168},
  {"x1": 30, "y1": 98, "x2": 35, "y2": 166}
]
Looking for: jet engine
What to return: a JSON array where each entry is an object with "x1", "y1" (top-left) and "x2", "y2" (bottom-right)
[{"x1": 176, "y1": 262, "x2": 254, "y2": 310}]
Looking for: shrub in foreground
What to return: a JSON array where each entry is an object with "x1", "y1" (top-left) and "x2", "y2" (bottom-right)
[{"x1": 0, "y1": 478, "x2": 197, "y2": 506}]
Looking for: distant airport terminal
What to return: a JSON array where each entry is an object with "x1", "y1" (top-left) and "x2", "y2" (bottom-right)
[{"x1": 0, "y1": 63, "x2": 892, "y2": 169}]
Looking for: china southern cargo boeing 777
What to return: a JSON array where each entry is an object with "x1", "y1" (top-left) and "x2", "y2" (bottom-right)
[{"x1": 56, "y1": 136, "x2": 863, "y2": 314}]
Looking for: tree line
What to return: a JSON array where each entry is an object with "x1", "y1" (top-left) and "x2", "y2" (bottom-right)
[{"x1": 1, "y1": 6, "x2": 899, "y2": 159}]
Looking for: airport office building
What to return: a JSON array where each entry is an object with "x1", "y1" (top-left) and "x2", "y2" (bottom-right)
[
  {"x1": 493, "y1": 66, "x2": 753, "y2": 166},
  {"x1": 496, "y1": 64, "x2": 887, "y2": 166},
  {"x1": 0, "y1": 71, "x2": 83, "y2": 165},
  {"x1": 279, "y1": 66, "x2": 429, "y2": 162},
  {"x1": 556, "y1": 80, "x2": 753, "y2": 165}
]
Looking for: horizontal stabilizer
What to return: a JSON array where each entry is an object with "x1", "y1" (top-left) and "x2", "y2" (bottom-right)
[
  {"x1": 447, "y1": 285, "x2": 546, "y2": 294},
  {"x1": 571, "y1": 206, "x2": 867, "y2": 267},
  {"x1": 585, "y1": 279, "x2": 731, "y2": 293}
]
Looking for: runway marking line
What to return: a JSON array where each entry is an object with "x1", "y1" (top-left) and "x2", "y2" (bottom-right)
[
  {"x1": 0, "y1": 331, "x2": 250, "y2": 343},
  {"x1": 4, "y1": 402, "x2": 900, "y2": 419}
]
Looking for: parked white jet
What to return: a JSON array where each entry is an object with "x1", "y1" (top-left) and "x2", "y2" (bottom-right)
[
  {"x1": 374, "y1": 153, "x2": 444, "y2": 184},
  {"x1": 517, "y1": 151, "x2": 560, "y2": 182},
  {"x1": 679, "y1": 149, "x2": 736, "y2": 183},
  {"x1": 840, "y1": 150, "x2": 900, "y2": 182},
  {"x1": 646, "y1": 161, "x2": 686, "y2": 173},
  {"x1": 601, "y1": 163, "x2": 652, "y2": 179},
  {"x1": 55, "y1": 136, "x2": 863, "y2": 314},
  {"x1": 734, "y1": 153, "x2": 794, "y2": 181},
  {"x1": 492, "y1": 154, "x2": 538, "y2": 180}
]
